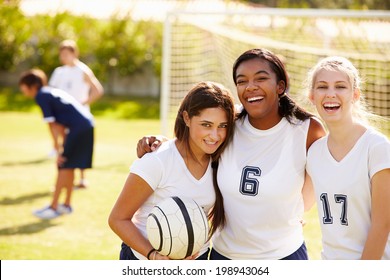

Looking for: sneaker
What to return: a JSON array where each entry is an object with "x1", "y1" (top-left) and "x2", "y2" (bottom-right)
[
  {"x1": 57, "y1": 204, "x2": 73, "y2": 215},
  {"x1": 73, "y1": 183, "x2": 87, "y2": 190},
  {"x1": 47, "y1": 148, "x2": 58, "y2": 159},
  {"x1": 33, "y1": 206, "x2": 60, "y2": 220}
]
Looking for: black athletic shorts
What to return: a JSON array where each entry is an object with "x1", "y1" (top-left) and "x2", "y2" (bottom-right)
[{"x1": 60, "y1": 127, "x2": 94, "y2": 169}]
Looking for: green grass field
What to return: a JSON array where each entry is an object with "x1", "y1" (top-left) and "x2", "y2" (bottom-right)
[{"x1": 0, "y1": 111, "x2": 322, "y2": 260}]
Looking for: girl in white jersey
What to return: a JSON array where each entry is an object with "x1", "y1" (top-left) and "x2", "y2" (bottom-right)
[
  {"x1": 49, "y1": 39, "x2": 104, "y2": 108},
  {"x1": 305, "y1": 56, "x2": 390, "y2": 259},
  {"x1": 208, "y1": 49, "x2": 325, "y2": 260},
  {"x1": 108, "y1": 81, "x2": 235, "y2": 260},
  {"x1": 137, "y1": 49, "x2": 326, "y2": 259}
]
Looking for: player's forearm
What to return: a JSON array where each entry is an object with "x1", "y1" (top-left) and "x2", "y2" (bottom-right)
[
  {"x1": 48, "y1": 122, "x2": 64, "y2": 151},
  {"x1": 85, "y1": 75, "x2": 104, "y2": 104},
  {"x1": 108, "y1": 216, "x2": 153, "y2": 259},
  {"x1": 88, "y1": 85, "x2": 103, "y2": 104},
  {"x1": 361, "y1": 225, "x2": 389, "y2": 259}
]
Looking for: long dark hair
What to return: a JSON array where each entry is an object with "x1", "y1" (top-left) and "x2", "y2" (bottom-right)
[
  {"x1": 233, "y1": 48, "x2": 313, "y2": 123},
  {"x1": 174, "y1": 81, "x2": 235, "y2": 237}
]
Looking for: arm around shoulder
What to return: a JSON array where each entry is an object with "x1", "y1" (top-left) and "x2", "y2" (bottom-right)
[
  {"x1": 302, "y1": 172, "x2": 316, "y2": 212},
  {"x1": 302, "y1": 117, "x2": 326, "y2": 211}
]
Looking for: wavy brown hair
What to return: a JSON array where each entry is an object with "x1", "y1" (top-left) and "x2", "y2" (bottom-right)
[{"x1": 174, "y1": 81, "x2": 235, "y2": 237}]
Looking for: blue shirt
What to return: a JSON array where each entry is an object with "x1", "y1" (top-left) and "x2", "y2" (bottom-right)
[{"x1": 35, "y1": 86, "x2": 94, "y2": 130}]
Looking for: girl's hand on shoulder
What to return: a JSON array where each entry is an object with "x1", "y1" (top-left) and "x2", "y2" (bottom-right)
[{"x1": 136, "y1": 135, "x2": 168, "y2": 158}]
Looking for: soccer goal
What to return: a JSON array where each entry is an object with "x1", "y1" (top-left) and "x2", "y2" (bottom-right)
[{"x1": 160, "y1": 8, "x2": 390, "y2": 136}]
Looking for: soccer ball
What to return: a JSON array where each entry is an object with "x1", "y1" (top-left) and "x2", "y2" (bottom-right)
[{"x1": 146, "y1": 196, "x2": 209, "y2": 259}]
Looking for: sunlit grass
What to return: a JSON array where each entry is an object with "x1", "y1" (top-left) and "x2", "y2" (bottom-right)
[
  {"x1": 0, "y1": 112, "x2": 160, "y2": 259},
  {"x1": 0, "y1": 111, "x2": 322, "y2": 259}
]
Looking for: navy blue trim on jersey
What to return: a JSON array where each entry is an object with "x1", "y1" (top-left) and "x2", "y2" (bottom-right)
[
  {"x1": 35, "y1": 86, "x2": 94, "y2": 129},
  {"x1": 120, "y1": 242, "x2": 138, "y2": 260},
  {"x1": 195, "y1": 248, "x2": 210, "y2": 260},
  {"x1": 209, "y1": 242, "x2": 308, "y2": 260},
  {"x1": 209, "y1": 248, "x2": 230, "y2": 260},
  {"x1": 280, "y1": 242, "x2": 308, "y2": 260},
  {"x1": 119, "y1": 242, "x2": 210, "y2": 260}
]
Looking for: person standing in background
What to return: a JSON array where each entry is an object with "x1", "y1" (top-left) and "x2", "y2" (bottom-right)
[{"x1": 49, "y1": 39, "x2": 104, "y2": 189}]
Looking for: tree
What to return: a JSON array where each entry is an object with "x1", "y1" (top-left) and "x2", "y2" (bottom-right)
[
  {"x1": 0, "y1": 0, "x2": 31, "y2": 71},
  {"x1": 244, "y1": 0, "x2": 390, "y2": 9}
]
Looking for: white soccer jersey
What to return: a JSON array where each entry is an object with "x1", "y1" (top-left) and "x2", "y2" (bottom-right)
[
  {"x1": 307, "y1": 128, "x2": 390, "y2": 260},
  {"x1": 49, "y1": 60, "x2": 91, "y2": 108},
  {"x1": 130, "y1": 139, "x2": 216, "y2": 259},
  {"x1": 212, "y1": 116, "x2": 310, "y2": 259}
]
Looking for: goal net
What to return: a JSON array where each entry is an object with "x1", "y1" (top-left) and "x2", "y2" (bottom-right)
[{"x1": 160, "y1": 8, "x2": 390, "y2": 136}]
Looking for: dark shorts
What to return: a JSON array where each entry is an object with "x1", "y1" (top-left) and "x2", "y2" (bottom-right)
[
  {"x1": 209, "y1": 242, "x2": 308, "y2": 260},
  {"x1": 60, "y1": 127, "x2": 94, "y2": 169},
  {"x1": 120, "y1": 242, "x2": 138, "y2": 260},
  {"x1": 119, "y1": 242, "x2": 210, "y2": 260}
]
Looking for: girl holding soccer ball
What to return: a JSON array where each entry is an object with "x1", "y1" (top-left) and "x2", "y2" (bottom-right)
[{"x1": 108, "y1": 81, "x2": 235, "y2": 260}]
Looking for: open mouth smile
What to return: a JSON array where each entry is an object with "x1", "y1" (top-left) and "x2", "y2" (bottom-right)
[
  {"x1": 323, "y1": 102, "x2": 341, "y2": 112},
  {"x1": 247, "y1": 96, "x2": 264, "y2": 103}
]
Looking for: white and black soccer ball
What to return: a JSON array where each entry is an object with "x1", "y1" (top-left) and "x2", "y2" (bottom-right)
[{"x1": 146, "y1": 196, "x2": 209, "y2": 259}]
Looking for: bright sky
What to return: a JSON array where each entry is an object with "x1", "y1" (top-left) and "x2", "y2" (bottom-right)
[
  {"x1": 19, "y1": 0, "x2": 247, "y2": 20},
  {"x1": 19, "y1": 0, "x2": 390, "y2": 43}
]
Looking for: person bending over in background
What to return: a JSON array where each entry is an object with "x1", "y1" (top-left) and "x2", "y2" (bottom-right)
[{"x1": 19, "y1": 69, "x2": 94, "y2": 219}]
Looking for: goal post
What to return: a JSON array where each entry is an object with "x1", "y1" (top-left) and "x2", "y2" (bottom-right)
[{"x1": 160, "y1": 8, "x2": 390, "y2": 136}]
